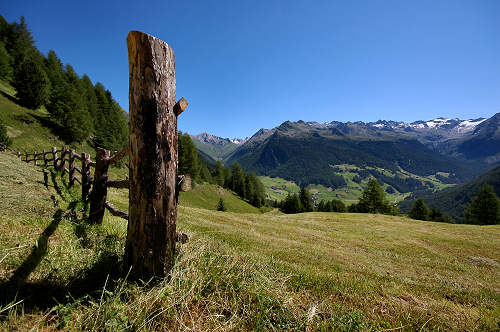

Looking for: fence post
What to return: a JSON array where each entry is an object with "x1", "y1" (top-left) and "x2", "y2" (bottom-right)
[
  {"x1": 59, "y1": 146, "x2": 67, "y2": 172},
  {"x1": 81, "y1": 152, "x2": 91, "y2": 202},
  {"x1": 25, "y1": 152, "x2": 28, "y2": 163},
  {"x1": 43, "y1": 149, "x2": 47, "y2": 166},
  {"x1": 89, "y1": 148, "x2": 110, "y2": 224},
  {"x1": 69, "y1": 149, "x2": 75, "y2": 187},
  {"x1": 34, "y1": 151, "x2": 37, "y2": 166},
  {"x1": 124, "y1": 31, "x2": 185, "y2": 278},
  {"x1": 52, "y1": 147, "x2": 58, "y2": 169},
  {"x1": 17, "y1": 151, "x2": 20, "y2": 158}
]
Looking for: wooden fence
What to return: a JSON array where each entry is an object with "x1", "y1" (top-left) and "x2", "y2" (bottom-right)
[
  {"x1": 16, "y1": 145, "x2": 129, "y2": 224},
  {"x1": 7, "y1": 144, "x2": 188, "y2": 243}
]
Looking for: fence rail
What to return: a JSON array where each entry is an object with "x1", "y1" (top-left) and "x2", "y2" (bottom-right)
[
  {"x1": 3, "y1": 144, "x2": 188, "y2": 243},
  {"x1": 15, "y1": 145, "x2": 129, "y2": 223}
]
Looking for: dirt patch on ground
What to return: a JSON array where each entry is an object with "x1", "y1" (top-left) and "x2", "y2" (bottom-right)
[{"x1": 468, "y1": 256, "x2": 499, "y2": 268}]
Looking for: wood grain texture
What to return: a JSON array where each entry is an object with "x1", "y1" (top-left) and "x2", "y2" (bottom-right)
[{"x1": 125, "y1": 30, "x2": 178, "y2": 278}]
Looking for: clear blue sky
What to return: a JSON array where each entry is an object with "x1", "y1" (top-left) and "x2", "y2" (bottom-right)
[{"x1": 1, "y1": 0, "x2": 499, "y2": 138}]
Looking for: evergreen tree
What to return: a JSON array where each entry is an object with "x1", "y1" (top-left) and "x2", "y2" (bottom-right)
[
  {"x1": 409, "y1": 198, "x2": 429, "y2": 221},
  {"x1": 246, "y1": 171, "x2": 264, "y2": 207},
  {"x1": 429, "y1": 208, "x2": 453, "y2": 223},
  {"x1": 465, "y1": 184, "x2": 500, "y2": 225},
  {"x1": 44, "y1": 50, "x2": 68, "y2": 123},
  {"x1": 317, "y1": 200, "x2": 327, "y2": 212},
  {"x1": 230, "y1": 162, "x2": 246, "y2": 198},
  {"x1": 282, "y1": 193, "x2": 302, "y2": 214},
  {"x1": 357, "y1": 179, "x2": 390, "y2": 214},
  {"x1": 0, "y1": 119, "x2": 11, "y2": 148},
  {"x1": 216, "y1": 198, "x2": 227, "y2": 211},
  {"x1": 178, "y1": 133, "x2": 200, "y2": 180},
  {"x1": 299, "y1": 187, "x2": 313, "y2": 212},
  {"x1": 199, "y1": 163, "x2": 213, "y2": 183},
  {"x1": 3, "y1": 16, "x2": 36, "y2": 64},
  {"x1": 213, "y1": 160, "x2": 225, "y2": 187},
  {"x1": 0, "y1": 41, "x2": 12, "y2": 80},
  {"x1": 12, "y1": 56, "x2": 49, "y2": 109},
  {"x1": 330, "y1": 199, "x2": 346, "y2": 212},
  {"x1": 80, "y1": 74, "x2": 98, "y2": 122}
]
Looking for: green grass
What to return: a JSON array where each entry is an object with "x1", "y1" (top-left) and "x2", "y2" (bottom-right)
[
  {"x1": 179, "y1": 183, "x2": 261, "y2": 213},
  {"x1": 261, "y1": 164, "x2": 455, "y2": 207},
  {"x1": 0, "y1": 80, "x2": 92, "y2": 153},
  {"x1": 1, "y1": 151, "x2": 499, "y2": 331}
]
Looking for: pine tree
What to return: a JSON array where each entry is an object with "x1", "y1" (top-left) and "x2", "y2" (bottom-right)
[
  {"x1": 330, "y1": 199, "x2": 346, "y2": 212},
  {"x1": 13, "y1": 56, "x2": 50, "y2": 109},
  {"x1": 230, "y1": 162, "x2": 246, "y2": 198},
  {"x1": 213, "y1": 160, "x2": 225, "y2": 187},
  {"x1": 199, "y1": 163, "x2": 213, "y2": 183},
  {"x1": 0, "y1": 119, "x2": 11, "y2": 149},
  {"x1": 246, "y1": 171, "x2": 264, "y2": 207},
  {"x1": 357, "y1": 179, "x2": 390, "y2": 214},
  {"x1": 409, "y1": 198, "x2": 429, "y2": 221},
  {"x1": 299, "y1": 187, "x2": 313, "y2": 212},
  {"x1": 216, "y1": 198, "x2": 227, "y2": 211},
  {"x1": 178, "y1": 133, "x2": 200, "y2": 180},
  {"x1": 465, "y1": 184, "x2": 500, "y2": 225},
  {"x1": 0, "y1": 41, "x2": 12, "y2": 80},
  {"x1": 317, "y1": 200, "x2": 327, "y2": 212},
  {"x1": 429, "y1": 208, "x2": 452, "y2": 223},
  {"x1": 45, "y1": 50, "x2": 68, "y2": 123},
  {"x1": 282, "y1": 193, "x2": 303, "y2": 214}
]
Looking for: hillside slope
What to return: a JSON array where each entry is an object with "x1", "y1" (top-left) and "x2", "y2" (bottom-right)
[
  {"x1": 0, "y1": 151, "x2": 499, "y2": 330},
  {"x1": 227, "y1": 122, "x2": 481, "y2": 188},
  {"x1": 400, "y1": 165, "x2": 500, "y2": 221}
]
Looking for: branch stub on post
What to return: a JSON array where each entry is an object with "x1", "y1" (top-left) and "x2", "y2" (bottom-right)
[{"x1": 174, "y1": 97, "x2": 188, "y2": 116}]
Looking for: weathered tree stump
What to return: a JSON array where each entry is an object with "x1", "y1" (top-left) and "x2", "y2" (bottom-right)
[
  {"x1": 89, "y1": 148, "x2": 110, "y2": 224},
  {"x1": 124, "y1": 31, "x2": 183, "y2": 279}
]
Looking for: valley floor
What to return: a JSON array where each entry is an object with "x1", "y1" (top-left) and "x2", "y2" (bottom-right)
[{"x1": 0, "y1": 152, "x2": 499, "y2": 331}]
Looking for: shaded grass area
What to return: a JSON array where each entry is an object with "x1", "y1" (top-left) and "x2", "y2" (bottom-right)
[
  {"x1": 0, "y1": 80, "x2": 93, "y2": 153},
  {"x1": 0, "y1": 152, "x2": 499, "y2": 330}
]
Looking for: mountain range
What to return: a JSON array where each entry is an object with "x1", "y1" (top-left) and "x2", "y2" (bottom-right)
[{"x1": 192, "y1": 113, "x2": 499, "y2": 195}]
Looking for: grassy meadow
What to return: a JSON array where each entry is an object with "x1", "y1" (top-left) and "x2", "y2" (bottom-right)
[{"x1": 0, "y1": 151, "x2": 499, "y2": 331}]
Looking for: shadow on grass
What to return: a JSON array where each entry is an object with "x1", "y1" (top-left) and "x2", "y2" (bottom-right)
[
  {"x1": 0, "y1": 167, "x2": 120, "y2": 314},
  {"x1": 0, "y1": 251, "x2": 121, "y2": 314},
  {"x1": 5, "y1": 209, "x2": 63, "y2": 288},
  {"x1": 29, "y1": 113, "x2": 70, "y2": 143},
  {"x1": 0, "y1": 204, "x2": 121, "y2": 313}
]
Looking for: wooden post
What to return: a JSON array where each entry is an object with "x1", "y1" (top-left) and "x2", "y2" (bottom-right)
[
  {"x1": 17, "y1": 151, "x2": 20, "y2": 158},
  {"x1": 34, "y1": 151, "x2": 38, "y2": 166},
  {"x1": 52, "y1": 147, "x2": 58, "y2": 169},
  {"x1": 69, "y1": 149, "x2": 75, "y2": 187},
  {"x1": 89, "y1": 148, "x2": 110, "y2": 224},
  {"x1": 43, "y1": 149, "x2": 47, "y2": 166},
  {"x1": 124, "y1": 31, "x2": 182, "y2": 278},
  {"x1": 25, "y1": 152, "x2": 28, "y2": 163},
  {"x1": 81, "y1": 152, "x2": 91, "y2": 202},
  {"x1": 59, "y1": 146, "x2": 68, "y2": 172}
]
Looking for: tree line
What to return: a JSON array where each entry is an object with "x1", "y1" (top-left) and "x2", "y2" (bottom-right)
[
  {"x1": 409, "y1": 184, "x2": 500, "y2": 225},
  {"x1": 278, "y1": 177, "x2": 499, "y2": 225},
  {"x1": 0, "y1": 16, "x2": 128, "y2": 152},
  {"x1": 178, "y1": 133, "x2": 266, "y2": 208}
]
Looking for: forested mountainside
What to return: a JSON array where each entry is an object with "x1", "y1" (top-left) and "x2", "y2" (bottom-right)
[
  {"x1": 400, "y1": 165, "x2": 500, "y2": 222},
  {"x1": 0, "y1": 15, "x2": 128, "y2": 152},
  {"x1": 222, "y1": 119, "x2": 487, "y2": 188}
]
